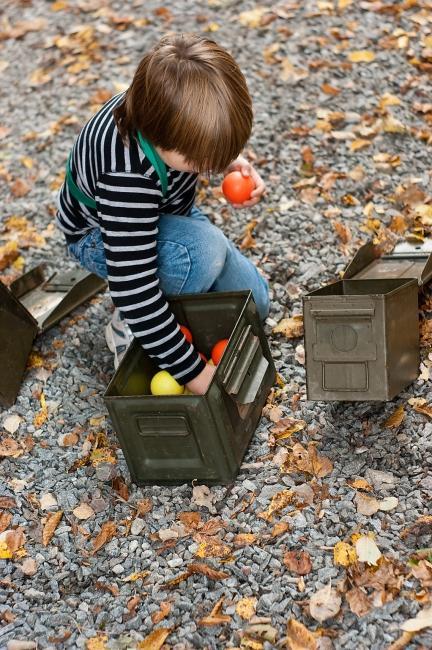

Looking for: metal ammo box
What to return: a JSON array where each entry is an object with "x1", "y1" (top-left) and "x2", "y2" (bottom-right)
[
  {"x1": 303, "y1": 240, "x2": 432, "y2": 401},
  {"x1": 0, "y1": 264, "x2": 105, "y2": 408},
  {"x1": 104, "y1": 290, "x2": 276, "y2": 485}
]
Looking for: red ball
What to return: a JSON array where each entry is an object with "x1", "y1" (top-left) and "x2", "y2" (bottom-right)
[
  {"x1": 222, "y1": 171, "x2": 255, "y2": 204},
  {"x1": 211, "y1": 339, "x2": 229, "y2": 365},
  {"x1": 179, "y1": 325, "x2": 193, "y2": 343}
]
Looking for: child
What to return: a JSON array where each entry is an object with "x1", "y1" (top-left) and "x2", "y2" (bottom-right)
[{"x1": 56, "y1": 33, "x2": 269, "y2": 395}]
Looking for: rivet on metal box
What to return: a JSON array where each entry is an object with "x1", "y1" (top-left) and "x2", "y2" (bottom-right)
[
  {"x1": 303, "y1": 240, "x2": 432, "y2": 402},
  {"x1": 0, "y1": 264, "x2": 106, "y2": 408},
  {"x1": 104, "y1": 290, "x2": 276, "y2": 485}
]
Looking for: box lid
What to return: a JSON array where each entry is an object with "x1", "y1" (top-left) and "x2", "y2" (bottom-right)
[
  {"x1": 344, "y1": 240, "x2": 432, "y2": 286},
  {"x1": 0, "y1": 264, "x2": 106, "y2": 407}
]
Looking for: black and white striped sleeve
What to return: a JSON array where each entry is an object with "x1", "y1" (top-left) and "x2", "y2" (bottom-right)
[{"x1": 95, "y1": 171, "x2": 205, "y2": 384}]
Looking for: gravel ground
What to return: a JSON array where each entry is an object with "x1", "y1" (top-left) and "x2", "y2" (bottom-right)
[{"x1": 1, "y1": 0, "x2": 431, "y2": 649}]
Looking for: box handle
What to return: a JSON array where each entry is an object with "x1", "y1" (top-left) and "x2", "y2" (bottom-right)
[
  {"x1": 221, "y1": 325, "x2": 268, "y2": 404},
  {"x1": 310, "y1": 308, "x2": 374, "y2": 317}
]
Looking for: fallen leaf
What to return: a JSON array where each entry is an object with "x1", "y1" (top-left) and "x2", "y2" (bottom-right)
[
  {"x1": 40, "y1": 493, "x2": 57, "y2": 510},
  {"x1": 384, "y1": 405, "x2": 405, "y2": 428},
  {"x1": 42, "y1": 511, "x2": 63, "y2": 546},
  {"x1": 333, "y1": 541, "x2": 358, "y2": 567},
  {"x1": 3, "y1": 415, "x2": 22, "y2": 434},
  {"x1": 0, "y1": 438, "x2": 22, "y2": 458},
  {"x1": 112, "y1": 476, "x2": 129, "y2": 501},
  {"x1": 378, "y1": 496, "x2": 398, "y2": 511},
  {"x1": 290, "y1": 443, "x2": 333, "y2": 478},
  {"x1": 401, "y1": 515, "x2": 432, "y2": 539},
  {"x1": 285, "y1": 619, "x2": 317, "y2": 650},
  {"x1": 284, "y1": 550, "x2": 312, "y2": 575},
  {"x1": 272, "y1": 522, "x2": 290, "y2": 537},
  {"x1": 136, "y1": 498, "x2": 152, "y2": 516},
  {"x1": 20, "y1": 557, "x2": 37, "y2": 576},
  {"x1": 259, "y1": 489, "x2": 295, "y2": 521},
  {"x1": 347, "y1": 478, "x2": 372, "y2": 491},
  {"x1": 188, "y1": 562, "x2": 229, "y2": 580},
  {"x1": 387, "y1": 631, "x2": 416, "y2": 650},
  {"x1": 191, "y1": 484, "x2": 216, "y2": 513},
  {"x1": 58, "y1": 432, "x2": 79, "y2": 447},
  {"x1": 0, "y1": 241, "x2": 19, "y2": 271},
  {"x1": 273, "y1": 316, "x2": 304, "y2": 339},
  {"x1": 0, "y1": 541, "x2": 12, "y2": 559},
  {"x1": 355, "y1": 492, "x2": 380, "y2": 516},
  {"x1": 86, "y1": 637, "x2": 108, "y2": 650},
  {"x1": 401, "y1": 606, "x2": 432, "y2": 632},
  {"x1": 198, "y1": 596, "x2": 231, "y2": 626},
  {"x1": 233, "y1": 533, "x2": 257, "y2": 546},
  {"x1": 346, "y1": 586, "x2": 372, "y2": 617},
  {"x1": 122, "y1": 570, "x2": 150, "y2": 583},
  {"x1": 354, "y1": 535, "x2": 382, "y2": 565},
  {"x1": 238, "y1": 7, "x2": 269, "y2": 28},
  {"x1": 309, "y1": 583, "x2": 341, "y2": 622},
  {"x1": 350, "y1": 139, "x2": 371, "y2": 151},
  {"x1": 195, "y1": 539, "x2": 231, "y2": 559},
  {"x1": 236, "y1": 597, "x2": 257, "y2": 620},
  {"x1": 92, "y1": 520, "x2": 116, "y2": 554},
  {"x1": 10, "y1": 178, "x2": 31, "y2": 197},
  {"x1": 347, "y1": 50, "x2": 376, "y2": 63},
  {"x1": 0, "y1": 497, "x2": 16, "y2": 509},
  {"x1": 151, "y1": 601, "x2": 172, "y2": 625},
  {"x1": 73, "y1": 503, "x2": 95, "y2": 520}
]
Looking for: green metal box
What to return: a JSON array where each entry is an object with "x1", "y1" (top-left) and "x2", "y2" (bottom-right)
[
  {"x1": 0, "y1": 264, "x2": 106, "y2": 408},
  {"x1": 303, "y1": 241, "x2": 432, "y2": 401},
  {"x1": 104, "y1": 291, "x2": 276, "y2": 485}
]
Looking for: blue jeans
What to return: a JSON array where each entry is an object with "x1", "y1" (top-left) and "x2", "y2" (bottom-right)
[{"x1": 67, "y1": 206, "x2": 270, "y2": 320}]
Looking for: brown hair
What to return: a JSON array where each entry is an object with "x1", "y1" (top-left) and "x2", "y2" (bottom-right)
[{"x1": 113, "y1": 33, "x2": 253, "y2": 173}]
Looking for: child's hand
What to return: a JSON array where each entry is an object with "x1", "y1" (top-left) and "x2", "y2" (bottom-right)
[
  {"x1": 186, "y1": 363, "x2": 216, "y2": 395},
  {"x1": 224, "y1": 155, "x2": 265, "y2": 209}
]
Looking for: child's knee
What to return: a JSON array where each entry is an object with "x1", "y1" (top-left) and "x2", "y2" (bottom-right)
[{"x1": 189, "y1": 224, "x2": 227, "y2": 290}]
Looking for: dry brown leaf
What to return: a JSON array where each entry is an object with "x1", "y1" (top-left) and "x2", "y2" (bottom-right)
[
  {"x1": 136, "y1": 498, "x2": 152, "y2": 516},
  {"x1": 195, "y1": 539, "x2": 231, "y2": 559},
  {"x1": 0, "y1": 497, "x2": 16, "y2": 510},
  {"x1": 346, "y1": 586, "x2": 372, "y2": 617},
  {"x1": 355, "y1": 492, "x2": 380, "y2": 516},
  {"x1": 384, "y1": 405, "x2": 405, "y2": 429},
  {"x1": 233, "y1": 533, "x2": 257, "y2": 546},
  {"x1": 290, "y1": 443, "x2": 333, "y2": 478},
  {"x1": 198, "y1": 596, "x2": 231, "y2": 626},
  {"x1": 73, "y1": 503, "x2": 95, "y2": 520},
  {"x1": 401, "y1": 606, "x2": 432, "y2": 632},
  {"x1": 112, "y1": 476, "x2": 129, "y2": 501},
  {"x1": 0, "y1": 512, "x2": 12, "y2": 534},
  {"x1": 151, "y1": 601, "x2": 172, "y2": 625},
  {"x1": 258, "y1": 489, "x2": 295, "y2": 521},
  {"x1": 42, "y1": 511, "x2": 63, "y2": 546},
  {"x1": 122, "y1": 570, "x2": 150, "y2": 583},
  {"x1": 283, "y1": 550, "x2": 312, "y2": 575},
  {"x1": 401, "y1": 515, "x2": 432, "y2": 539},
  {"x1": 92, "y1": 520, "x2": 116, "y2": 554},
  {"x1": 10, "y1": 178, "x2": 31, "y2": 197},
  {"x1": 273, "y1": 316, "x2": 304, "y2": 339},
  {"x1": 0, "y1": 438, "x2": 22, "y2": 458},
  {"x1": 333, "y1": 220, "x2": 351, "y2": 243},
  {"x1": 271, "y1": 522, "x2": 290, "y2": 537},
  {"x1": 188, "y1": 562, "x2": 229, "y2": 581},
  {"x1": 86, "y1": 636, "x2": 108, "y2": 650},
  {"x1": 137, "y1": 628, "x2": 172, "y2": 650},
  {"x1": 321, "y1": 83, "x2": 340, "y2": 96},
  {"x1": 285, "y1": 618, "x2": 317, "y2": 650},
  {"x1": 309, "y1": 583, "x2": 341, "y2": 622},
  {"x1": 350, "y1": 139, "x2": 372, "y2": 151},
  {"x1": 58, "y1": 432, "x2": 79, "y2": 447},
  {"x1": 347, "y1": 478, "x2": 372, "y2": 491}
]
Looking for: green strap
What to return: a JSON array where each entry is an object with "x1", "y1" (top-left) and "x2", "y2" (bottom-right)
[
  {"x1": 66, "y1": 153, "x2": 97, "y2": 209},
  {"x1": 65, "y1": 133, "x2": 168, "y2": 208},
  {"x1": 136, "y1": 131, "x2": 168, "y2": 197}
]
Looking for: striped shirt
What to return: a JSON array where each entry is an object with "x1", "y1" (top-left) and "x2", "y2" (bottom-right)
[{"x1": 56, "y1": 92, "x2": 205, "y2": 384}]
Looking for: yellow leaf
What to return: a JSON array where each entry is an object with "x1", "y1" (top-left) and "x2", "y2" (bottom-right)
[
  {"x1": 51, "y1": 0, "x2": 69, "y2": 10},
  {"x1": 347, "y1": 50, "x2": 376, "y2": 63},
  {"x1": 86, "y1": 636, "x2": 108, "y2": 650},
  {"x1": 238, "y1": 7, "x2": 269, "y2": 28},
  {"x1": 384, "y1": 405, "x2": 405, "y2": 428},
  {"x1": 273, "y1": 316, "x2": 303, "y2": 339},
  {"x1": 338, "y1": 0, "x2": 353, "y2": 8},
  {"x1": 204, "y1": 22, "x2": 220, "y2": 32},
  {"x1": 122, "y1": 570, "x2": 150, "y2": 583},
  {"x1": 0, "y1": 541, "x2": 12, "y2": 560},
  {"x1": 12, "y1": 256, "x2": 25, "y2": 271},
  {"x1": 378, "y1": 93, "x2": 401, "y2": 110},
  {"x1": 20, "y1": 156, "x2": 34, "y2": 169},
  {"x1": 382, "y1": 115, "x2": 406, "y2": 134},
  {"x1": 350, "y1": 139, "x2": 371, "y2": 151},
  {"x1": 90, "y1": 448, "x2": 117, "y2": 466},
  {"x1": 137, "y1": 628, "x2": 172, "y2": 650},
  {"x1": 333, "y1": 541, "x2": 358, "y2": 567},
  {"x1": 236, "y1": 597, "x2": 257, "y2": 620}
]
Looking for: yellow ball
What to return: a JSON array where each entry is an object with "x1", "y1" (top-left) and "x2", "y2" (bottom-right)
[{"x1": 150, "y1": 371, "x2": 184, "y2": 396}]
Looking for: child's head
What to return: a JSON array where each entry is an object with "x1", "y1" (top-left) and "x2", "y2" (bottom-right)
[{"x1": 114, "y1": 33, "x2": 253, "y2": 173}]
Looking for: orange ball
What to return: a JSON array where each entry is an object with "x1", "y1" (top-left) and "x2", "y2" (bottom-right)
[
  {"x1": 179, "y1": 325, "x2": 193, "y2": 343},
  {"x1": 211, "y1": 338, "x2": 229, "y2": 365},
  {"x1": 222, "y1": 171, "x2": 255, "y2": 204}
]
